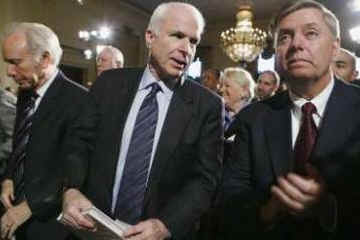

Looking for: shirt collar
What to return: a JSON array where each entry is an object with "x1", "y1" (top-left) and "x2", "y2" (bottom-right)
[
  {"x1": 36, "y1": 69, "x2": 58, "y2": 98},
  {"x1": 289, "y1": 75, "x2": 334, "y2": 118},
  {"x1": 140, "y1": 66, "x2": 173, "y2": 100}
]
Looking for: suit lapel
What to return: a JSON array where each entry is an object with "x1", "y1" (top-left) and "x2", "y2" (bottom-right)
[
  {"x1": 144, "y1": 80, "x2": 194, "y2": 204},
  {"x1": 104, "y1": 70, "x2": 143, "y2": 197},
  {"x1": 265, "y1": 92, "x2": 293, "y2": 177},
  {"x1": 312, "y1": 79, "x2": 354, "y2": 164},
  {"x1": 31, "y1": 71, "x2": 64, "y2": 129}
]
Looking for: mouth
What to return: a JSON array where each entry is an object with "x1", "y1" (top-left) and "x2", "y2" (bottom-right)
[
  {"x1": 171, "y1": 58, "x2": 187, "y2": 70},
  {"x1": 288, "y1": 58, "x2": 311, "y2": 66}
]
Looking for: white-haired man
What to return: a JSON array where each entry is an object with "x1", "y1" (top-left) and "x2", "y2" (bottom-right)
[
  {"x1": 0, "y1": 22, "x2": 97, "y2": 240},
  {"x1": 62, "y1": 2, "x2": 223, "y2": 240},
  {"x1": 96, "y1": 45, "x2": 124, "y2": 76}
]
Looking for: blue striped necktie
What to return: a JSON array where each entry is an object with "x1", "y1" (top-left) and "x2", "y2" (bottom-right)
[
  {"x1": 11, "y1": 90, "x2": 38, "y2": 203},
  {"x1": 114, "y1": 82, "x2": 161, "y2": 224}
]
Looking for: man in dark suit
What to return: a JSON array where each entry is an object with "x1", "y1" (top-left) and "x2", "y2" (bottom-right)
[
  {"x1": 0, "y1": 22, "x2": 97, "y2": 240},
  {"x1": 221, "y1": 1, "x2": 360, "y2": 239},
  {"x1": 62, "y1": 2, "x2": 223, "y2": 240}
]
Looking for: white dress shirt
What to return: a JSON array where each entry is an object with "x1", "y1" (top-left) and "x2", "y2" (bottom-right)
[{"x1": 111, "y1": 66, "x2": 174, "y2": 212}]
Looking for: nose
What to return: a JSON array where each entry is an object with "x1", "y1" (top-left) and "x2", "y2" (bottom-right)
[
  {"x1": 179, "y1": 38, "x2": 192, "y2": 56},
  {"x1": 290, "y1": 33, "x2": 305, "y2": 50},
  {"x1": 258, "y1": 82, "x2": 264, "y2": 90},
  {"x1": 220, "y1": 84, "x2": 225, "y2": 95},
  {"x1": 6, "y1": 64, "x2": 16, "y2": 78}
]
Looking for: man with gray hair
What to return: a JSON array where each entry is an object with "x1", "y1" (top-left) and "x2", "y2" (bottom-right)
[
  {"x1": 332, "y1": 48, "x2": 358, "y2": 83},
  {"x1": 96, "y1": 45, "x2": 124, "y2": 76},
  {"x1": 0, "y1": 22, "x2": 97, "y2": 240},
  {"x1": 62, "y1": 2, "x2": 222, "y2": 240},
  {"x1": 222, "y1": 0, "x2": 360, "y2": 239}
]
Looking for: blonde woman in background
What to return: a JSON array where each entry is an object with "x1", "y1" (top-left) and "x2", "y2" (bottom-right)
[{"x1": 221, "y1": 67, "x2": 255, "y2": 118}]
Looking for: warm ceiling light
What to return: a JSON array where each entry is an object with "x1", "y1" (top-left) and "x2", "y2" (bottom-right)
[
  {"x1": 220, "y1": 5, "x2": 267, "y2": 64},
  {"x1": 84, "y1": 49, "x2": 93, "y2": 59},
  {"x1": 350, "y1": 26, "x2": 360, "y2": 44},
  {"x1": 99, "y1": 26, "x2": 111, "y2": 39},
  {"x1": 348, "y1": 0, "x2": 360, "y2": 12}
]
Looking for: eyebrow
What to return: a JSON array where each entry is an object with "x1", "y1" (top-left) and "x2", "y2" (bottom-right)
[{"x1": 4, "y1": 58, "x2": 22, "y2": 64}]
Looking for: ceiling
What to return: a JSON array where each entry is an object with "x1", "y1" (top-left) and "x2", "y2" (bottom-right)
[{"x1": 120, "y1": 0, "x2": 360, "y2": 54}]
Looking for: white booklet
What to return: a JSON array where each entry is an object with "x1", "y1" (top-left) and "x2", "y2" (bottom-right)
[{"x1": 58, "y1": 206, "x2": 131, "y2": 240}]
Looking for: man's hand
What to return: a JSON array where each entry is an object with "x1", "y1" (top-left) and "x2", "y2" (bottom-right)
[
  {"x1": 0, "y1": 179, "x2": 14, "y2": 209},
  {"x1": 123, "y1": 218, "x2": 170, "y2": 240},
  {"x1": 1, "y1": 201, "x2": 32, "y2": 239},
  {"x1": 61, "y1": 188, "x2": 95, "y2": 230},
  {"x1": 271, "y1": 164, "x2": 327, "y2": 216}
]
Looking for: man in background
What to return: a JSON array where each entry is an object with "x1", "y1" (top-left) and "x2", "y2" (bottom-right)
[
  {"x1": 0, "y1": 22, "x2": 97, "y2": 240},
  {"x1": 202, "y1": 68, "x2": 221, "y2": 95},
  {"x1": 0, "y1": 85, "x2": 16, "y2": 177},
  {"x1": 255, "y1": 70, "x2": 280, "y2": 100},
  {"x1": 332, "y1": 48, "x2": 358, "y2": 83},
  {"x1": 96, "y1": 45, "x2": 124, "y2": 76}
]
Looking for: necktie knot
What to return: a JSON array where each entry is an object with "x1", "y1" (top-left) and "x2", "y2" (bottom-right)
[
  {"x1": 147, "y1": 83, "x2": 161, "y2": 96},
  {"x1": 22, "y1": 90, "x2": 39, "y2": 107},
  {"x1": 302, "y1": 102, "x2": 317, "y2": 116}
]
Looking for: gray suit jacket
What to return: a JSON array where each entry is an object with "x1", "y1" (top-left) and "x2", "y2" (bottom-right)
[{"x1": 0, "y1": 89, "x2": 16, "y2": 176}]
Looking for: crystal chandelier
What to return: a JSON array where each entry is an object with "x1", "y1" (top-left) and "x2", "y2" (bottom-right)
[{"x1": 220, "y1": 5, "x2": 267, "y2": 64}]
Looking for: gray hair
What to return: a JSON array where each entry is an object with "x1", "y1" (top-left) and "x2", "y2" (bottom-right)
[
  {"x1": 272, "y1": 0, "x2": 340, "y2": 46},
  {"x1": 147, "y1": 2, "x2": 205, "y2": 35},
  {"x1": 222, "y1": 67, "x2": 255, "y2": 99},
  {"x1": 98, "y1": 45, "x2": 124, "y2": 67},
  {"x1": 258, "y1": 70, "x2": 280, "y2": 86},
  {"x1": 3, "y1": 22, "x2": 63, "y2": 66}
]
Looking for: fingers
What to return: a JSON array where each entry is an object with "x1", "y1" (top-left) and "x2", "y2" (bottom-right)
[
  {"x1": 63, "y1": 206, "x2": 95, "y2": 230},
  {"x1": 272, "y1": 170, "x2": 327, "y2": 215},
  {"x1": 123, "y1": 219, "x2": 170, "y2": 240},
  {"x1": 271, "y1": 184, "x2": 304, "y2": 212},
  {"x1": 1, "y1": 180, "x2": 14, "y2": 209},
  {"x1": 1, "y1": 193, "x2": 13, "y2": 209},
  {"x1": 123, "y1": 223, "x2": 145, "y2": 238},
  {"x1": 1, "y1": 213, "x2": 14, "y2": 239},
  {"x1": 62, "y1": 189, "x2": 95, "y2": 230},
  {"x1": 7, "y1": 223, "x2": 18, "y2": 239},
  {"x1": 278, "y1": 176, "x2": 312, "y2": 203},
  {"x1": 287, "y1": 172, "x2": 323, "y2": 196}
]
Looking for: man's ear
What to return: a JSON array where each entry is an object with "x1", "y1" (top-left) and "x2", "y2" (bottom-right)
[
  {"x1": 353, "y1": 70, "x2": 359, "y2": 80},
  {"x1": 145, "y1": 30, "x2": 155, "y2": 49},
  {"x1": 39, "y1": 51, "x2": 51, "y2": 69}
]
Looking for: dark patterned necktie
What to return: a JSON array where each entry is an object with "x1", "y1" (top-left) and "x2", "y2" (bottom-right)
[
  {"x1": 11, "y1": 90, "x2": 38, "y2": 203},
  {"x1": 114, "y1": 83, "x2": 161, "y2": 224},
  {"x1": 293, "y1": 102, "x2": 318, "y2": 175}
]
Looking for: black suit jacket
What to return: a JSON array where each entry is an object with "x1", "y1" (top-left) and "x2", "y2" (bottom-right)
[
  {"x1": 221, "y1": 79, "x2": 360, "y2": 239},
  {"x1": 3, "y1": 71, "x2": 98, "y2": 240},
  {"x1": 84, "y1": 68, "x2": 223, "y2": 240}
]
